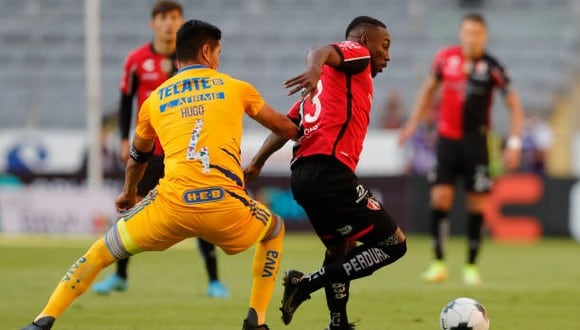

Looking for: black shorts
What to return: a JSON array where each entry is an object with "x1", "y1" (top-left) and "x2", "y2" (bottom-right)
[
  {"x1": 433, "y1": 134, "x2": 492, "y2": 193},
  {"x1": 137, "y1": 154, "x2": 164, "y2": 197},
  {"x1": 290, "y1": 155, "x2": 398, "y2": 246}
]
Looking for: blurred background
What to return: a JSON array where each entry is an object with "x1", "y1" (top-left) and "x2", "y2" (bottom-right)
[{"x1": 1, "y1": 0, "x2": 580, "y2": 242}]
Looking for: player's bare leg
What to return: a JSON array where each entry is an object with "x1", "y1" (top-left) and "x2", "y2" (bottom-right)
[
  {"x1": 463, "y1": 192, "x2": 488, "y2": 286},
  {"x1": 243, "y1": 215, "x2": 285, "y2": 330},
  {"x1": 423, "y1": 184, "x2": 454, "y2": 283},
  {"x1": 21, "y1": 238, "x2": 117, "y2": 330}
]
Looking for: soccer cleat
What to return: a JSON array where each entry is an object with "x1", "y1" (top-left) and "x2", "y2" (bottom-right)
[
  {"x1": 92, "y1": 274, "x2": 128, "y2": 294},
  {"x1": 463, "y1": 264, "x2": 482, "y2": 286},
  {"x1": 280, "y1": 270, "x2": 311, "y2": 325},
  {"x1": 421, "y1": 260, "x2": 448, "y2": 283},
  {"x1": 206, "y1": 280, "x2": 230, "y2": 298},
  {"x1": 20, "y1": 316, "x2": 55, "y2": 330},
  {"x1": 242, "y1": 308, "x2": 270, "y2": 330}
]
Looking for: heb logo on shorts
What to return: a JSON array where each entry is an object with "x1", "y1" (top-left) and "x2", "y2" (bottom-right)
[{"x1": 183, "y1": 187, "x2": 225, "y2": 204}]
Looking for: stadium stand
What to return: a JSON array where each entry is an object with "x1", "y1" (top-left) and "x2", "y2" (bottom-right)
[{"x1": 0, "y1": 0, "x2": 578, "y2": 130}]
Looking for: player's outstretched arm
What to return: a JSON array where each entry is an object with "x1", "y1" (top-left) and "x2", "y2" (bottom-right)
[
  {"x1": 503, "y1": 90, "x2": 524, "y2": 171},
  {"x1": 116, "y1": 134, "x2": 155, "y2": 212},
  {"x1": 284, "y1": 45, "x2": 342, "y2": 98},
  {"x1": 244, "y1": 132, "x2": 289, "y2": 182},
  {"x1": 245, "y1": 104, "x2": 297, "y2": 182},
  {"x1": 251, "y1": 104, "x2": 299, "y2": 140},
  {"x1": 118, "y1": 93, "x2": 133, "y2": 164},
  {"x1": 398, "y1": 75, "x2": 440, "y2": 145}
]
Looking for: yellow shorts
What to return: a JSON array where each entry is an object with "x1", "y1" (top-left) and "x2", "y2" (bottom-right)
[{"x1": 104, "y1": 189, "x2": 273, "y2": 257}]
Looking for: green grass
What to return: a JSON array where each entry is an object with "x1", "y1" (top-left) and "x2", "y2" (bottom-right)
[{"x1": 1, "y1": 234, "x2": 578, "y2": 329}]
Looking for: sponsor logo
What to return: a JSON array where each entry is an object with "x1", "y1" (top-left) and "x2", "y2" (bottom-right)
[
  {"x1": 61, "y1": 256, "x2": 87, "y2": 285},
  {"x1": 262, "y1": 250, "x2": 279, "y2": 277},
  {"x1": 331, "y1": 283, "x2": 347, "y2": 299},
  {"x1": 355, "y1": 184, "x2": 368, "y2": 203},
  {"x1": 157, "y1": 77, "x2": 222, "y2": 100},
  {"x1": 342, "y1": 248, "x2": 390, "y2": 276},
  {"x1": 337, "y1": 225, "x2": 353, "y2": 236},
  {"x1": 159, "y1": 92, "x2": 225, "y2": 112},
  {"x1": 182, "y1": 187, "x2": 224, "y2": 204}
]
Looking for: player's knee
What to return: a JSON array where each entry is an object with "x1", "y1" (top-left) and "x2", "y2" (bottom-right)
[
  {"x1": 327, "y1": 240, "x2": 356, "y2": 258},
  {"x1": 376, "y1": 229, "x2": 407, "y2": 262},
  {"x1": 388, "y1": 239, "x2": 407, "y2": 261},
  {"x1": 431, "y1": 185, "x2": 454, "y2": 210}
]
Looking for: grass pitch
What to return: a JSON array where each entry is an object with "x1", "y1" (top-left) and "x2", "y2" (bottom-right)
[{"x1": 1, "y1": 233, "x2": 578, "y2": 329}]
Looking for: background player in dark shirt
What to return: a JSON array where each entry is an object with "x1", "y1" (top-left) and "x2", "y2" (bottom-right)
[
  {"x1": 92, "y1": 0, "x2": 229, "y2": 298},
  {"x1": 246, "y1": 16, "x2": 407, "y2": 330},
  {"x1": 399, "y1": 13, "x2": 524, "y2": 285}
]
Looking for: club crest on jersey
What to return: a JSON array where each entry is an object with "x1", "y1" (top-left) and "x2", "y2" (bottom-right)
[
  {"x1": 142, "y1": 58, "x2": 155, "y2": 72},
  {"x1": 444, "y1": 55, "x2": 461, "y2": 75},
  {"x1": 367, "y1": 197, "x2": 381, "y2": 211}
]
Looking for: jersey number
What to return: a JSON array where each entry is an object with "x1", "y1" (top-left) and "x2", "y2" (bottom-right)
[
  {"x1": 301, "y1": 80, "x2": 323, "y2": 124},
  {"x1": 187, "y1": 119, "x2": 210, "y2": 174}
]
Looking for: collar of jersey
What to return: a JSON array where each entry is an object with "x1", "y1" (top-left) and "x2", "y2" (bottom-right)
[{"x1": 179, "y1": 64, "x2": 208, "y2": 73}]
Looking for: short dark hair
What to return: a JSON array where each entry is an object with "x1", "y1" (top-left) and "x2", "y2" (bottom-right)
[
  {"x1": 176, "y1": 19, "x2": 222, "y2": 62},
  {"x1": 345, "y1": 16, "x2": 387, "y2": 38},
  {"x1": 151, "y1": 1, "x2": 183, "y2": 19},
  {"x1": 462, "y1": 12, "x2": 486, "y2": 27}
]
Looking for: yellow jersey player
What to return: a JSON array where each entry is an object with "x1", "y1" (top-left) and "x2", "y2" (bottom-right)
[{"x1": 21, "y1": 19, "x2": 298, "y2": 330}]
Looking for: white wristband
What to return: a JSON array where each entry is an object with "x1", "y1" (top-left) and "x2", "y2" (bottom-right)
[{"x1": 507, "y1": 136, "x2": 522, "y2": 150}]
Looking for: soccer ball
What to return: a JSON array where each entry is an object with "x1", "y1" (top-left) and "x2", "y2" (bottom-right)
[{"x1": 440, "y1": 297, "x2": 490, "y2": 330}]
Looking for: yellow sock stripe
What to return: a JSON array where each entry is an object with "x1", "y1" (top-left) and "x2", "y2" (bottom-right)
[
  {"x1": 255, "y1": 213, "x2": 274, "y2": 245},
  {"x1": 117, "y1": 219, "x2": 143, "y2": 255},
  {"x1": 104, "y1": 224, "x2": 131, "y2": 259}
]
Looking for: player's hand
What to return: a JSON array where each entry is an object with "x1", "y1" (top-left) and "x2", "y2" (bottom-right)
[
  {"x1": 119, "y1": 139, "x2": 130, "y2": 164},
  {"x1": 398, "y1": 122, "x2": 417, "y2": 146},
  {"x1": 115, "y1": 191, "x2": 137, "y2": 213},
  {"x1": 243, "y1": 162, "x2": 262, "y2": 183},
  {"x1": 284, "y1": 67, "x2": 321, "y2": 99},
  {"x1": 504, "y1": 148, "x2": 521, "y2": 172}
]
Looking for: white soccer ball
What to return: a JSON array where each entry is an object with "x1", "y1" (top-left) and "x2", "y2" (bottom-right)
[{"x1": 440, "y1": 297, "x2": 490, "y2": 330}]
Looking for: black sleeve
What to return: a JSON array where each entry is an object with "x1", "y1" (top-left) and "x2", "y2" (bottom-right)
[
  {"x1": 491, "y1": 61, "x2": 512, "y2": 96},
  {"x1": 118, "y1": 73, "x2": 138, "y2": 140},
  {"x1": 119, "y1": 93, "x2": 133, "y2": 139},
  {"x1": 330, "y1": 44, "x2": 370, "y2": 75}
]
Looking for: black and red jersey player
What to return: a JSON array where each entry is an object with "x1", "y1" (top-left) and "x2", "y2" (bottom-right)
[
  {"x1": 93, "y1": 1, "x2": 229, "y2": 299},
  {"x1": 245, "y1": 16, "x2": 407, "y2": 330},
  {"x1": 399, "y1": 13, "x2": 524, "y2": 286}
]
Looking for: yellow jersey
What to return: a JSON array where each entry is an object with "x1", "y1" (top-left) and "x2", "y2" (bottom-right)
[{"x1": 135, "y1": 64, "x2": 264, "y2": 209}]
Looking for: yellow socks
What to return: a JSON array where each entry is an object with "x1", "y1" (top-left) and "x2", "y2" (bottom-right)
[
  {"x1": 249, "y1": 223, "x2": 285, "y2": 325},
  {"x1": 36, "y1": 238, "x2": 116, "y2": 321}
]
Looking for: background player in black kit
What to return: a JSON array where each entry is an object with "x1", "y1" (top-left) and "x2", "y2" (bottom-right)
[
  {"x1": 246, "y1": 16, "x2": 406, "y2": 330},
  {"x1": 399, "y1": 13, "x2": 524, "y2": 285},
  {"x1": 92, "y1": 1, "x2": 229, "y2": 298}
]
